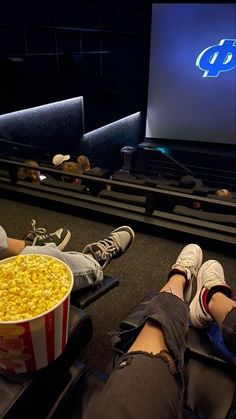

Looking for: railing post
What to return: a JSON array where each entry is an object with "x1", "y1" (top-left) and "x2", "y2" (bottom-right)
[
  {"x1": 145, "y1": 191, "x2": 154, "y2": 216},
  {"x1": 9, "y1": 167, "x2": 18, "y2": 184}
]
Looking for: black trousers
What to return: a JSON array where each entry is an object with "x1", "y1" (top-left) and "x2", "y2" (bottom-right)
[
  {"x1": 85, "y1": 293, "x2": 188, "y2": 419},
  {"x1": 85, "y1": 294, "x2": 236, "y2": 419},
  {"x1": 222, "y1": 307, "x2": 236, "y2": 354}
]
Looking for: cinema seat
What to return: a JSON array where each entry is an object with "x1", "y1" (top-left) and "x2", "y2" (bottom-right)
[
  {"x1": 98, "y1": 189, "x2": 146, "y2": 207},
  {"x1": 118, "y1": 291, "x2": 236, "y2": 419},
  {"x1": 82, "y1": 167, "x2": 110, "y2": 196},
  {"x1": 41, "y1": 177, "x2": 88, "y2": 194},
  {"x1": 44, "y1": 292, "x2": 236, "y2": 419},
  {"x1": 71, "y1": 275, "x2": 119, "y2": 309},
  {"x1": 111, "y1": 171, "x2": 148, "y2": 196},
  {"x1": 0, "y1": 276, "x2": 119, "y2": 419},
  {"x1": 173, "y1": 205, "x2": 236, "y2": 225}
]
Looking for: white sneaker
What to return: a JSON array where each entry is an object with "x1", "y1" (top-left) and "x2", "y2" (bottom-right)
[
  {"x1": 82, "y1": 226, "x2": 135, "y2": 268},
  {"x1": 170, "y1": 244, "x2": 203, "y2": 302},
  {"x1": 189, "y1": 260, "x2": 233, "y2": 328}
]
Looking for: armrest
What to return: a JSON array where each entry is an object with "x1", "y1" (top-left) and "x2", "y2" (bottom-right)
[
  {"x1": 46, "y1": 361, "x2": 108, "y2": 419},
  {"x1": 184, "y1": 356, "x2": 236, "y2": 419},
  {"x1": 119, "y1": 290, "x2": 159, "y2": 330},
  {"x1": 71, "y1": 275, "x2": 119, "y2": 309}
]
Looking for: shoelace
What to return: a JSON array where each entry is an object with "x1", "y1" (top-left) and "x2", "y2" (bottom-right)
[
  {"x1": 175, "y1": 256, "x2": 197, "y2": 276},
  {"x1": 35, "y1": 232, "x2": 56, "y2": 240},
  {"x1": 94, "y1": 236, "x2": 120, "y2": 261},
  {"x1": 30, "y1": 219, "x2": 47, "y2": 237},
  {"x1": 32, "y1": 231, "x2": 58, "y2": 246}
]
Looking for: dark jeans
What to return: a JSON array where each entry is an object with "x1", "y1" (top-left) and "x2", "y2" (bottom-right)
[
  {"x1": 84, "y1": 294, "x2": 236, "y2": 419},
  {"x1": 222, "y1": 307, "x2": 236, "y2": 354},
  {"x1": 85, "y1": 293, "x2": 189, "y2": 419}
]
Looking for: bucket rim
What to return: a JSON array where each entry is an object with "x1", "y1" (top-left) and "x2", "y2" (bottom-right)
[{"x1": 0, "y1": 254, "x2": 74, "y2": 325}]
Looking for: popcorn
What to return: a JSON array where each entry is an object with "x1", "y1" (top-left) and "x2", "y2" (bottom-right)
[{"x1": 0, "y1": 255, "x2": 72, "y2": 322}]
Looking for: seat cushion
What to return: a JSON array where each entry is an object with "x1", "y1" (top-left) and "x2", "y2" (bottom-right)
[
  {"x1": 173, "y1": 205, "x2": 236, "y2": 225},
  {"x1": 98, "y1": 190, "x2": 146, "y2": 206}
]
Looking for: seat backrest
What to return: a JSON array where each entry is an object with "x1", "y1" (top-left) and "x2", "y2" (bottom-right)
[
  {"x1": 45, "y1": 362, "x2": 108, "y2": 419},
  {"x1": 183, "y1": 327, "x2": 236, "y2": 419}
]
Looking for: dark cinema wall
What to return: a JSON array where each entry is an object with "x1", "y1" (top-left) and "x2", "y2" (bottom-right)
[{"x1": 0, "y1": 0, "x2": 149, "y2": 132}]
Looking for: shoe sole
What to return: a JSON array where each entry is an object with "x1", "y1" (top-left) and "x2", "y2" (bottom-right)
[
  {"x1": 57, "y1": 230, "x2": 71, "y2": 251},
  {"x1": 189, "y1": 260, "x2": 221, "y2": 328},
  {"x1": 112, "y1": 226, "x2": 135, "y2": 255}
]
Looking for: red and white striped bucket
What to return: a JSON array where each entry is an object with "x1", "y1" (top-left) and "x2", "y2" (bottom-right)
[{"x1": 0, "y1": 255, "x2": 74, "y2": 373}]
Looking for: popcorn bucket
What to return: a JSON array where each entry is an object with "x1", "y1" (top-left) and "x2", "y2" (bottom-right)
[{"x1": 0, "y1": 255, "x2": 74, "y2": 373}]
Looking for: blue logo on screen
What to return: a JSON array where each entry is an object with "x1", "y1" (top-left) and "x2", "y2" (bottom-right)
[{"x1": 196, "y1": 39, "x2": 236, "y2": 77}]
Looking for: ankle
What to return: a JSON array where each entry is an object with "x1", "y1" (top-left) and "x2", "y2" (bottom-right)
[
  {"x1": 168, "y1": 274, "x2": 186, "y2": 286},
  {"x1": 24, "y1": 240, "x2": 31, "y2": 247},
  {"x1": 168, "y1": 267, "x2": 189, "y2": 291},
  {"x1": 206, "y1": 285, "x2": 233, "y2": 306},
  {"x1": 161, "y1": 274, "x2": 186, "y2": 300},
  {"x1": 202, "y1": 288, "x2": 229, "y2": 316},
  {"x1": 208, "y1": 291, "x2": 236, "y2": 312},
  {"x1": 168, "y1": 267, "x2": 187, "y2": 281},
  {"x1": 208, "y1": 292, "x2": 221, "y2": 314}
]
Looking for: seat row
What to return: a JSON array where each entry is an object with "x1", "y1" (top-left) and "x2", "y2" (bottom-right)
[{"x1": 1, "y1": 287, "x2": 235, "y2": 419}]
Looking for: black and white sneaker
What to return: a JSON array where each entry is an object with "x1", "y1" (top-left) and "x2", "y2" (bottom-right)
[
  {"x1": 82, "y1": 226, "x2": 135, "y2": 268},
  {"x1": 23, "y1": 219, "x2": 71, "y2": 251}
]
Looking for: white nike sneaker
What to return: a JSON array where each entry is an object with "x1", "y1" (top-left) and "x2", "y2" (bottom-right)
[
  {"x1": 169, "y1": 244, "x2": 203, "y2": 302},
  {"x1": 190, "y1": 260, "x2": 233, "y2": 328}
]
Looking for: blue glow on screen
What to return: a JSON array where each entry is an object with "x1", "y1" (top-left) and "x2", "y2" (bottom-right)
[{"x1": 146, "y1": 3, "x2": 236, "y2": 144}]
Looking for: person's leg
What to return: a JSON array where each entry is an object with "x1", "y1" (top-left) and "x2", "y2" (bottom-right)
[
  {"x1": 3, "y1": 238, "x2": 26, "y2": 257},
  {"x1": 22, "y1": 226, "x2": 135, "y2": 291},
  {"x1": 0, "y1": 225, "x2": 27, "y2": 258},
  {"x1": 0, "y1": 220, "x2": 71, "y2": 259},
  {"x1": 85, "y1": 244, "x2": 202, "y2": 419},
  {"x1": 129, "y1": 275, "x2": 186, "y2": 355},
  {"x1": 82, "y1": 226, "x2": 135, "y2": 268},
  {"x1": 208, "y1": 293, "x2": 236, "y2": 327},
  {"x1": 189, "y1": 260, "x2": 236, "y2": 353}
]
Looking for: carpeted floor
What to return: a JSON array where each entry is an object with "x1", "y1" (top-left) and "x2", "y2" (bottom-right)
[{"x1": 1, "y1": 196, "x2": 235, "y2": 372}]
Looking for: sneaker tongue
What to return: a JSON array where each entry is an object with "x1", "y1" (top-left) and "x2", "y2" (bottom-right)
[
  {"x1": 205, "y1": 279, "x2": 224, "y2": 290},
  {"x1": 91, "y1": 244, "x2": 104, "y2": 261},
  {"x1": 23, "y1": 232, "x2": 35, "y2": 242},
  {"x1": 110, "y1": 233, "x2": 120, "y2": 247},
  {"x1": 89, "y1": 244, "x2": 109, "y2": 268},
  {"x1": 205, "y1": 271, "x2": 224, "y2": 289}
]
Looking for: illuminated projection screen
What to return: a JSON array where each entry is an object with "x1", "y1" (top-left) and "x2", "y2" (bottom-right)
[{"x1": 145, "y1": 3, "x2": 236, "y2": 144}]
